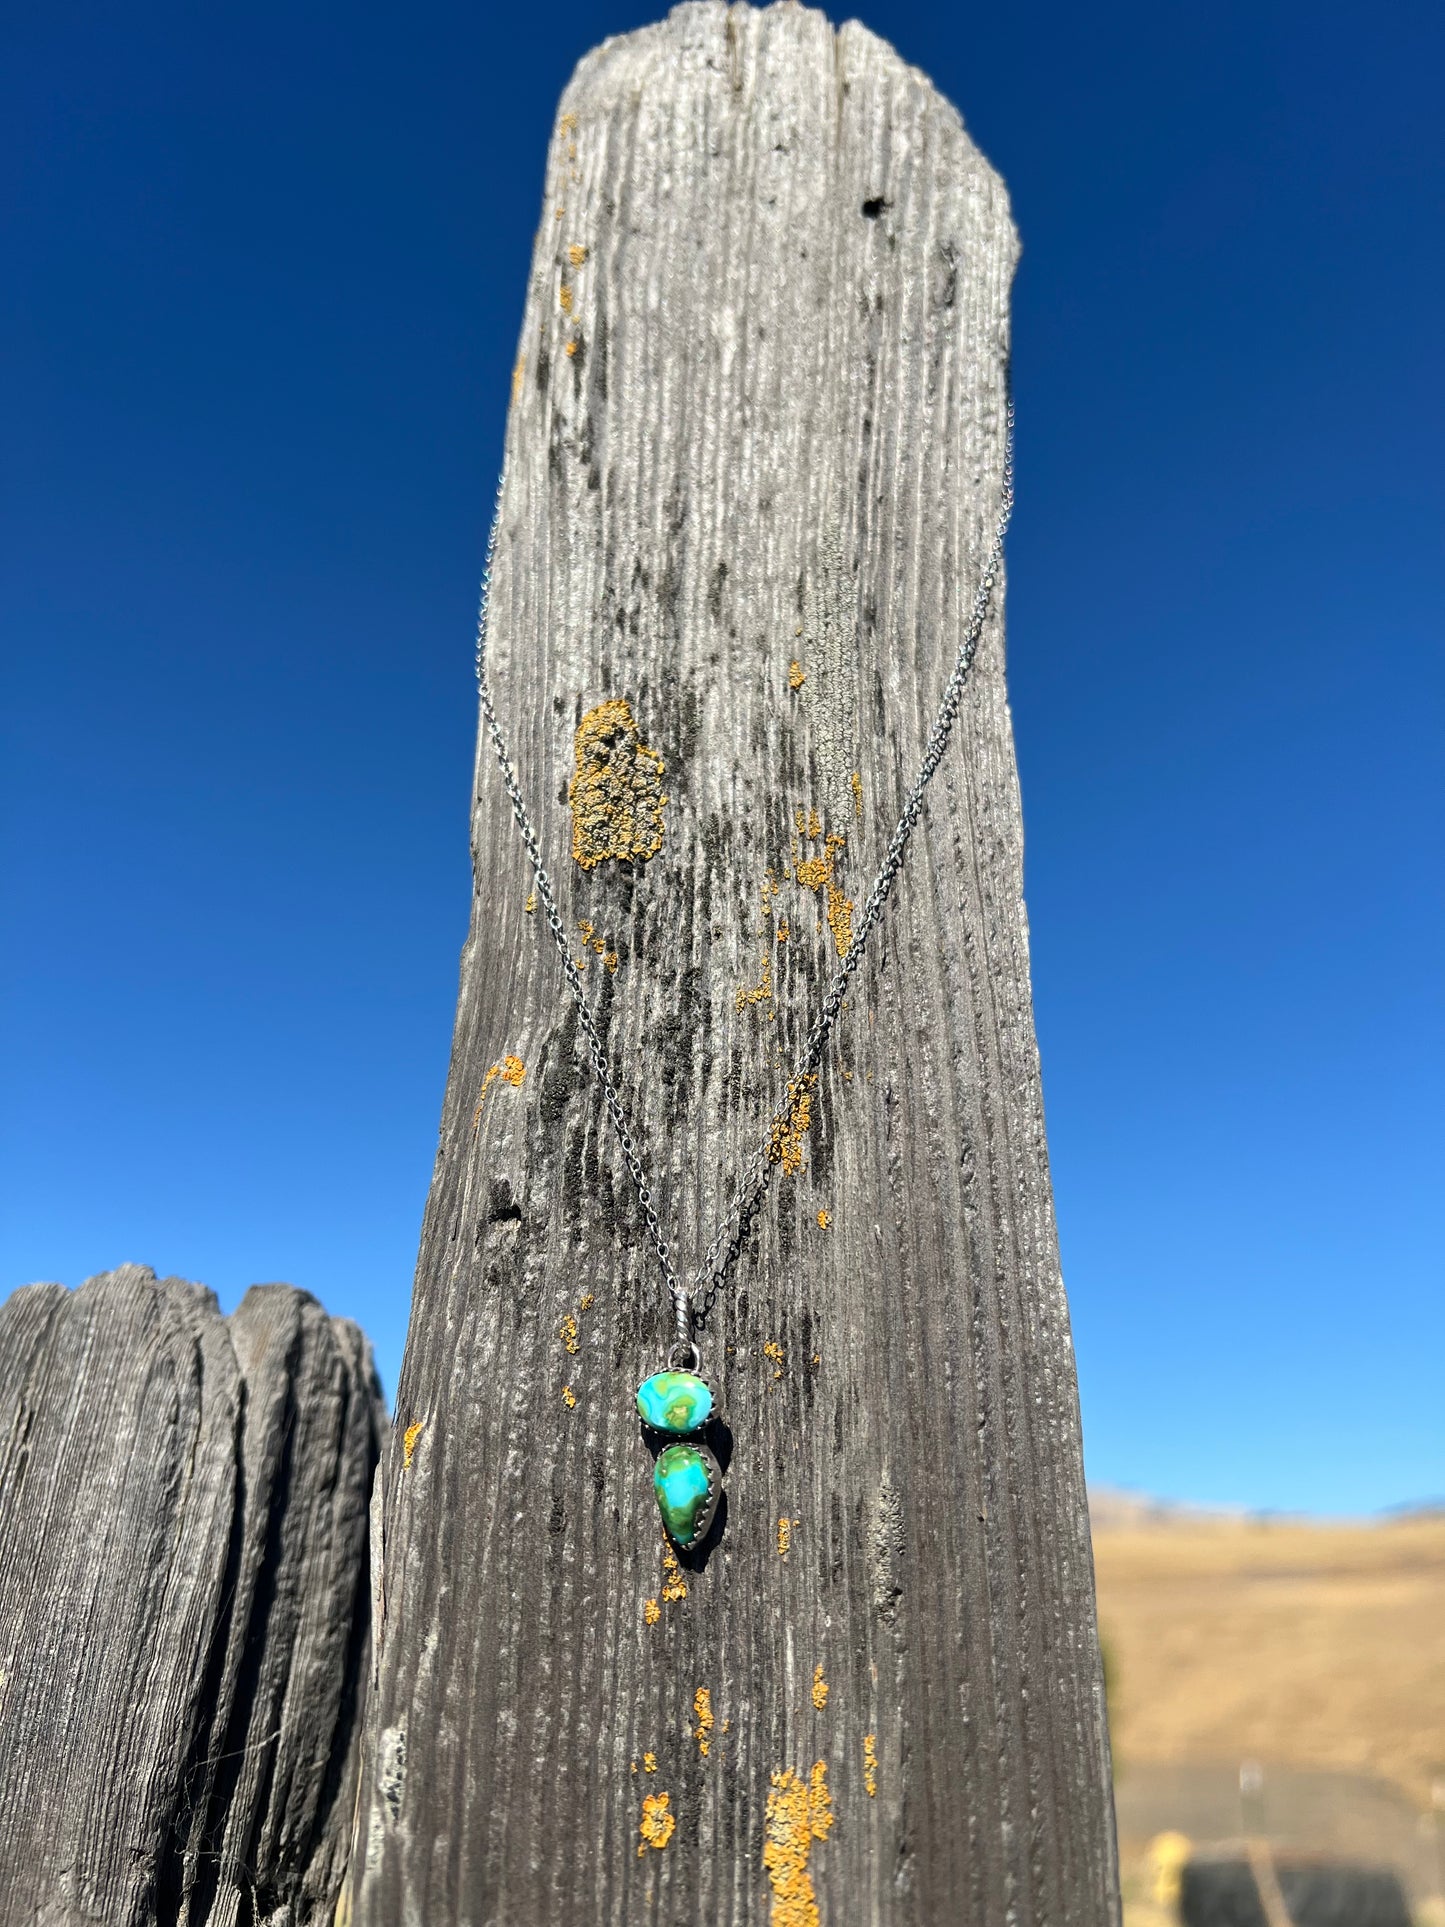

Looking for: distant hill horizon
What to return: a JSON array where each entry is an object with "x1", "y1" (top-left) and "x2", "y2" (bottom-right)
[{"x1": 1087, "y1": 1482, "x2": 1445, "y2": 1530}]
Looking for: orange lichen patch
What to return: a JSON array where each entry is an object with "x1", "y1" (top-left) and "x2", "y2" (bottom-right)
[
  {"x1": 568, "y1": 242, "x2": 588, "y2": 266},
  {"x1": 694, "y1": 1687, "x2": 714, "y2": 1756},
  {"x1": 564, "y1": 338, "x2": 579, "y2": 357},
  {"x1": 638, "y1": 1791, "x2": 674, "y2": 1856},
  {"x1": 816, "y1": 1209, "x2": 831, "y2": 1231},
  {"x1": 577, "y1": 919, "x2": 608, "y2": 957},
  {"x1": 788, "y1": 659, "x2": 806, "y2": 691},
  {"x1": 794, "y1": 806, "x2": 822, "y2": 839},
  {"x1": 808, "y1": 1762, "x2": 833, "y2": 1835},
  {"x1": 863, "y1": 1734, "x2": 878, "y2": 1798},
  {"x1": 739, "y1": 874, "x2": 783, "y2": 1011},
  {"x1": 793, "y1": 830, "x2": 854, "y2": 958},
  {"x1": 766, "y1": 1075, "x2": 816, "y2": 1175},
  {"x1": 569, "y1": 698, "x2": 667, "y2": 870},
  {"x1": 850, "y1": 770, "x2": 864, "y2": 821},
  {"x1": 776, "y1": 919, "x2": 790, "y2": 942},
  {"x1": 643, "y1": 1598, "x2": 661, "y2": 1626},
  {"x1": 559, "y1": 1312, "x2": 579, "y2": 1356},
  {"x1": 402, "y1": 1419, "x2": 424, "y2": 1469},
  {"x1": 604, "y1": 951, "x2": 618, "y2": 974},
  {"x1": 763, "y1": 1764, "x2": 835, "y2": 1926},
  {"x1": 472, "y1": 1053, "x2": 526, "y2": 1133},
  {"x1": 777, "y1": 1516, "x2": 798, "y2": 1558},
  {"x1": 826, "y1": 882, "x2": 854, "y2": 960},
  {"x1": 811, "y1": 1664, "x2": 829, "y2": 1711},
  {"x1": 512, "y1": 356, "x2": 526, "y2": 400},
  {"x1": 559, "y1": 282, "x2": 574, "y2": 314},
  {"x1": 660, "y1": 1543, "x2": 688, "y2": 1603},
  {"x1": 763, "y1": 1340, "x2": 785, "y2": 1382},
  {"x1": 736, "y1": 949, "x2": 773, "y2": 1014},
  {"x1": 562, "y1": 1385, "x2": 577, "y2": 1409},
  {"x1": 642, "y1": 1752, "x2": 658, "y2": 1774}
]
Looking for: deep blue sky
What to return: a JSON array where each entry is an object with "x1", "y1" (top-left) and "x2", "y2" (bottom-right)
[{"x1": 4, "y1": 1, "x2": 1440, "y2": 1512}]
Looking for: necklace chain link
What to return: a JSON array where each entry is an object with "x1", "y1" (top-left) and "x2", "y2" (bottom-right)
[{"x1": 474, "y1": 399, "x2": 1014, "y2": 1352}]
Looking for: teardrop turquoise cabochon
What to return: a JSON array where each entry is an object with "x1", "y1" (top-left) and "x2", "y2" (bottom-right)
[
  {"x1": 635, "y1": 1370, "x2": 713, "y2": 1434},
  {"x1": 653, "y1": 1442, "x2": 718, "y2": 1548}
]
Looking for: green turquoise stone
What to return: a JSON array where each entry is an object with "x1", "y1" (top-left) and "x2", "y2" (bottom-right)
[
  {"x1": 653, "y1": 1442, "x2": 719, "y2": 1549},
  {"x1": 635, "y1": 1370, "x2": 713, "y2": 1434}
]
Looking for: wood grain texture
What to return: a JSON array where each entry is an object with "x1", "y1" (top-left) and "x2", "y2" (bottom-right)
[
  {"x1": 354, "y1": 4, "x2": 1118, "y2": 1921},
  {"x1": 0, "y1": 1264, "x2": 383, "y2": 1926}
]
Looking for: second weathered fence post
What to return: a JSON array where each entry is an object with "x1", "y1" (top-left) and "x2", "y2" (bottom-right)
[{"x1": 351, "y1": 5, "x2": 1118, "y2": 1921}]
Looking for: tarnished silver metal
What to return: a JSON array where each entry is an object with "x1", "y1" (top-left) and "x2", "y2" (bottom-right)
[{"x1": 475, "y1": 400, "x2": 1015, "y2": 1339}]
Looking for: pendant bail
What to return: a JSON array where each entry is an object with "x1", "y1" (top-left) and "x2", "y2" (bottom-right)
[{"x1": 669, "y1": 1284, "x2": 697, "y2": 1374}]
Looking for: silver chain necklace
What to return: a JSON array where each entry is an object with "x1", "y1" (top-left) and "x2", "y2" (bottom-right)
[{"x1": 474, "y1": 399, "x2": 1014, "y2": 1550}]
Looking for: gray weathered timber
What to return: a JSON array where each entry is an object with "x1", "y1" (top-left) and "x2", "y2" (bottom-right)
[
  {"x1": 0, "y1": 1264, "x2": 384, "y2": 1926},
  {"x1": 353, "y1": 4, "x2": 1118, "y2": 1922}
]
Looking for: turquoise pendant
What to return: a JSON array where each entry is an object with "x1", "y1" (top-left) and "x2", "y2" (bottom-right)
[
  {"x1": 636, "y1": 1359, "x2": 722, "y2": 1548},
  {"x1": 635, "y1": 1369, "x2": 713, "y2": 1434},
  {"x1": 653, "y1": 1441, "x2": 721, "y2": 1549}
]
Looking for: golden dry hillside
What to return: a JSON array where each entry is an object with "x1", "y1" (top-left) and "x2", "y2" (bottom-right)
[
  {"x1": 1094, "y1": 1502, "x2": 1445, "y2": 1922},
  {"x1": 1092, "y1": 1505, "x2": 1445, "y2": 1806}
]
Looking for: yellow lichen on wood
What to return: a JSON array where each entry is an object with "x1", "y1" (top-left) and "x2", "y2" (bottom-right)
[
  {"x1": 777, "y1": 1516, "x2": 798, "y2": 1558},
  {"x1": 564, "y1": 338, "x2": 579, "y2": 357},
  {"x1": 863, "y1": 1734, "x2": 878, "y2": 1798},
  {"x1": 762, "y1": 1764, "x2": 835, "y2": 1927},
  {"x1": 788, "y1": 659, "x2": 806, "y2": 691},
  {"x1": 811, "y1": 1664, "x2": 829, "y2": 1711},
  {"x1": 559, "y1": 282, "x2": 573, "y2": 314},
  {"x1": 524, "y1": 888, "x2": 537, "y2": 913},
  {"x1": 567, "y1": 242, "x2": 588, "y2": 266},
  {"x1": 642, "y1": 1752, "x2": 658, "y2": 1773},
  {"x1": 816, "y1": 1209, "x2": 831, "y2": 1230},
  {"x1": 638, "y1": 1791, "x2": 674, "y2": 1856},
  {"x1": 763, "y1": 1340, "x2": 784, "y2": 1381},
  {"x1": 792, "y1": 829, "x2": 854, "y2": 958},
  {"x1": 766, "y1": 1075, "x2": 816, "y2": 1175},
  {"x1": 579, "y1": 1292, "x2": 594, "y2": 1311},
  {"x1": 472, "y1": 1053, "x2": 526, "y2": 1133},
  {"x1": 562, "y1": 1385, "x2": 577, "y2": 1409},
  {"x1": 559, "y1": 1312, "x2": 579, "y2": 1356},
  {"x1": 512, "y1": 355, "x2": 525, "y2": 400},
  {"x1": 559, "y1": 112, "x2": 577, "y2": 136},
  {"x1": 694, "y1": 1687, "x2": 714, "y2": 1757},
  {"x1": 643, "y1": 1598, "x2": 661, "y2": 1625},
  {"x1": 660, "y1": 1543, "x2": 688, "y2": 1603},
  {"x1": 736, "y1": 950, "x2": 773, "y2": 1013},
  {"x1": 568, "y1": 698, "x2": 667, "y2": 870},
  {"x1": 402, "y1": 1419, "x2": 424, "y2": 1469},
  {"x1": 808, "y1": 1762, "x2": 833, "y2": 1836},
  {"x1": 850, "y1": 770, "x2": 864, "y2": 820}
]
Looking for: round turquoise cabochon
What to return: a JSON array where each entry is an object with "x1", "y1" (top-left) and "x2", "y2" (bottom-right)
[{"x1": 635, "y1": 1370, "x2": 713, "y2": 1434}]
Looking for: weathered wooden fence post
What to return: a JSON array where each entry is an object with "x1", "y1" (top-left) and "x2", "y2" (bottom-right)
[
  {"x1": 0, "y1": 1264, "x2": 384, "y2": 1925},
  {"x1": 351, "y1": 4, "x2": 1118, "y2": 1921}
]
